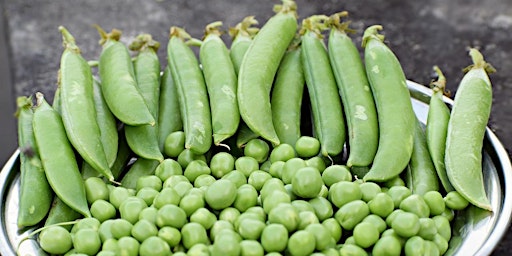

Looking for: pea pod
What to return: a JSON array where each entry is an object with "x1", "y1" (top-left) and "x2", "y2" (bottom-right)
[
  {"x1": 16, "y1": 96, "x2": 53, "y2": 228},
  {"x1": 43, "y1": 197, "x2": 81, "y2": 231},
  {"x1": 32, "y1": 92, "x2": 90, "y2": 218},
  {"x1": 124, "y1": 34, "x2": 164, "y2": 161},
  {"x1": 58, "y1": 26, "x2": 114, "y2": 182},
  {"x1": 157, "y1": 66, "x2": 183, "y2": 152},
  {"x1": 328, "y1": 13, "x2": 378, "y2": 167},
  {"x1": 445, "y1": 48, "x2": 494, "y2": 211},
  {"x1": 200, "y1": 21, "x2": 240, "y2": 145},
  {"x1": 96, "y1": 26, "x2": 155, "y2": 126},
  {"x1": 405, "y1": 118, "x2": 440, "y2": 196},
  {"x1": 362, "y1": 25, "x2": 415, "y2": 182},
  {"x1": 270, "y1": 39, "x2": 305, "y2": 146},
  {"x1": 229, "y1": 16, "x2": 259, "y2": 75},
  {"x1": 237, "y1": 0, "x2": 298, "y2": 146},
  {"x1": 425, "y1": 66, "x2": 454, "y2": 192},
  {"x1": 120, "y1": 158, "x2": 160, "y2": 190},
  {"x1": 300, "y1": 16, "x2": 345, "y2": 157},
  {"x1": 167, "y1": 27, "x2": 212, "y2": 155}
]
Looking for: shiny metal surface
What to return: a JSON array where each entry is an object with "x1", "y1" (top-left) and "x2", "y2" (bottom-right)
[{"x1": 0, "y1": 81, "x2": 511, "y2": 256}]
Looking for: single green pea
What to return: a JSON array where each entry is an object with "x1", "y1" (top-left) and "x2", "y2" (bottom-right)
[
  {"x1": 162, "y1": 175, "x2": 189, "y2": 189},
  {"x1": 237, "y1": 218, "x2": 266, "y2": 240},
  {"x1": 73, "y1": 228, "x2": 101, "y2": 255},
  {"x1": 136, "y1": 175, "x2": 162, "y2": 192},
  {"x1": 98, "y1": 219, "x2": 115, "y2": 242},
  {"x1": 138, "y1": 207, "x2": 158, "y2": 224},
  {"x1": 339, "y1": 244, "x2": 368, "y2": 256},
  {"x1": 210, "y1": 220, "x2": 234, "y2": 241},
  {"x1": 109, "y1": 186, "x2": 133, "y2": 209},
  {"x1": 164, "y1": 131, "x2": 185, "y2": 158},
  {"x1": 281, "y1": 157, "x2": 307, "y2": 184},
  {"x1": 305, "y1": 223, "x2": 332, "y2": 251},
  {"x1": 136, "y1": 187, "x2": 160, "y2": 206},
  {"x1": 173, "y1": 181, "x2": 194, "y2": 198},
  {"x1": 90, "y1": 199, "x2": 117, "y2": 222},
  {"x1": 181, "y1": 222, "x2": 209, "y2": 249},
  {"x1": 309, "y1": 196, "x2": 334, "y2": 222},
  {"x1": 210, "y1": 152, "x2": 235, "y2": 178},
  {"x1": 205, "y1": 179, "x2": 237, "y2": 210},
  {"x1": 158, "y1": 226, "x2": 181, "y2": 248},
  {"x1": 263, "y1": 190, "x2": 291, "y2": 214},
  {"x1": 367, "y1": 192, "x2": 394, "y2": 218},
  {"x1": 240, "y1": 240, "x2": 265, "y2": 256},
  {"x1": 218, "y1": 207, "x2": 241, "y2": 225},
  {"x1": 404, "y1": 236, "x2": 426, "y2": 256},
  {"x1": 71, "y1": 217, "x2": 101, "y2": 234},
  {"x1": 260, "y1": 178, "x2": 286, "y2": 202},
  {"x1": 156, "y1": 204, "x2": 187, "y2": 229},
  {"x1": 211, "y1": 229, "x2": 242, "y2": 256},
  {"x1": 353, "y1": 222, "x2": 379, "y2": 248},
  {"x1": 386, "y1": 185, "x2": 412, "y2": 208},
  {"x1": 155, "y1": 159, "x2": 183, "y2": 182},
  {"x1": 287, "y1": 230, "x2": 316, "y2": 256},
  {"x1": 85, "y1": 177, "x2": 110, "y2": 205},
  {"x1": 184, "y1": 160, "x2": 211, "y2": 183},
  {"x1": 268, "y1": 160, "x2": 285, "y2": 178},
  {"x1": 391, "y1": 211, "x2": 420, "y2": 238},
  {"x1": 423, "y1": 190, "x2": 446, "y2": 216},
  {"x1": 117, "y1": 236, "x2": 140, "y2": 256},
  {"x1": 244, "y1": 138, "x2": 270, "y2": 163},
  {"x1": 305, "y1": 156, "x2": 327, "y2": 173},
  {"x1": 152, "y1": 187, "x2": 181, "y2": 208},
  {"x1": 292, "y1": 167, "x2": 323, "y2": 199},
  {"x1": 433, "y1": 215, "x2": 452, "y2": 241},
  {"x1": 110, "y1": 218, "x2": 133, "y2": 239},
  {"x1": 247, "y1": 170, "x2": 272, "y2": 191},
  {"x1": 322, "y1": 217, "x2": 342, "y2": 242},
  {"x1": 268, "y1": 203, "x2": 299, "y2": 232},
  {"x1": 334, "y1": 200, "x2": 369, "y2": 230},
  {"x1": 399, "y1": 194, "x2": 430, "y2": 218},
  {"x1": 372, "y1": 235, "x2": 402, "y2": 256},
  {"x1": 295, "y1": 136, "x2": 321, "y2": 158},
  {"x1": 292, "y1": 200, "x2": 315, "y2": 213},
  {"x1": 329, "y1": 181, "x2": 363, "y2": 208},
  {"x1": 235, "y1": 156, "x2": 260, "y2": 177},
  {"x1": 444, "y1": 190, "x2": 470, "y2": 210},
  {"x1": 102, "y1": 238, "x2": 119, "y2": 252},
  {"x1": 139, "y1": 236, "x2": 171, "y2": 256},
  {"x1": 362, "y1": 214, "x2": 387, "y2": 233},
  {"x1": 298, "y1": 210, "x2": 320, "y2": 230},
  {"x1": 177, "y1": 148, "x2": 206, "y2": 169},
  {"x1": 221, "y1": 170, "x2": 247, "y2": 188},
  {"x1": 418, "y1": 217, "x2": 437, "y2": 240},
  {"x1": 261, "y1": 223, "x2": 289, "y2": 252},
  {"x1": 322, "y1": 165, "x2": 352, "y2": 187},
  {"x1": 190, "y1": 207, "x2": 217, "y2": 230},
  {"x1": 131, "y1": 219, "x2": 158, "y2": 242},
  {"x1": 359, "y1": 182, "x2": 382, "y2": 202},
  {"x1": 233, "y1": 184, "x2": 259, "y2": 212},
  {"x1": 194, "y1": 174, "x2": 216, "y2": 188},
  {"x1": 179, "y1": 193, "x2": 205, "y2": 217},
  {"x1": 119, "y1": 197, "x2": 148, "y2": 224},
  {"x1": 39, "y1": 226, "x2": 73, "y2": 254},
  {"x1": 270, "y1": 143, "x2": 296, "y2": 163}
]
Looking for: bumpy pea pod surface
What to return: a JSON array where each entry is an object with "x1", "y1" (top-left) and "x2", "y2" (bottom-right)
[
  {"x1": 229, "y1": 16, "x2": 259, "y2": 75},
  {"x1": 124, "y1": 34, "x2": 164, "y2": 162},
  {"x1": 425, "y1": 66, "x2": 454, "y2": 192},
  {"x1": 301, "y1": 16, "x2": 346, "y2": 157},
  {"x1": 328, "y1": 12, "x2": 378, "y2": 167},
  {"x1": 58, "y1": 26, "x2": 114, "y2": 182},
  {"x1": 200, "y1": 21, "x2": 240, "y2": 146},
  {"x1": 445, "y1": 49, "x2": 494, "y2": 211},
  {"x1": 158, "y1": 67, "x2": 183, "y2": 152},
  {"x1": 362, "y1": 25, "x2": 415, "y2": 182},
  {"x1": 32, "y1": 93, "x2": 90, "y2": 218},
  {"x1": 237, "y1": 0, "x2": 298, "y2": 146},
  {"x1": 16, "y1": 96, "x2": 53, "y2": 228},
  {"x1": 271, "y1": 40, "x2": 305, "y2": 147},
  {"x1": 96, "y1": 26, "x2": 155, "y2": 126},
  {"x1": 167, "y1": 27, "x2": 213, "y2": 155},
  {"x1": 405, "y1": 118, "x2": 440, "y2": 196}
]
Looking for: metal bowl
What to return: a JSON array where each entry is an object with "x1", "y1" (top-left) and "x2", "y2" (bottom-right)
[{"x1": 1, "y1": 81, "x2": 511, "y2": 256}]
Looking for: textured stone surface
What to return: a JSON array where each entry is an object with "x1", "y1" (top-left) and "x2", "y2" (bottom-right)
[{"x1": 2, "y1": 0, "x2": 512, "y2": 254}]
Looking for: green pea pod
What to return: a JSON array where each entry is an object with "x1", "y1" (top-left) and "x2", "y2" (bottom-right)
[
  {"x1": 124, "y1": 34, "x2": 164, "y2": 161},
  {"x1": 328, "y1": 13, "x2": 378, "y2": 167},
  {"x1": 44, "y1": 197, "x2": 81, "y2": 231},
  {"x1": 445, "y1": 48, "x2": 494, "y2": 211},
  {"x1": 32, "y1": 92, "x2": 90, "y2": 218},
  {"x1": 229, "y1": 16, "x2": 259, "y2": 75},
  {"x1": 236, "y1": 122, "x2": 261, "y2": 149},
  {"x1": 271, "y1": 41, "x2": 305, "y2": 147},
  {"x1": 158, "y1": 66, "x2": 183, "y2": 152},
  {"x1": 120, "y1": 158, "x2": 160, "y2": 190},
  {"x1": 362, "y1": 25, "x2": 415, "y2": 182},
  {"x1": 406, "y1": 118, "x2": 440, "y2": 196},
  {"x1": 58, "y1": 26, "x2": 114, "y2": 182},
  {"x1": 92, "y1": 77, "x2": 119, "y2": 168},
  {"x1": 16, "y1": 96, "x2": 53, "y2": 228},
  {"x1": 200, "y1": 22, "x2": 240, "y2": 146},
  {"x1": 301, "y1": 16, "x2": 346, "y2": 157},
  {"x1": 425, "y1": 66, "x2": 454, "y2": 192},
  {"x1": 96, "y1": 26, "x2": 155, "y2": 126},
  {"x1": 52, "y1": 87, "x2": 61, "y2": 114},
  {"x1": 167, "y1": 27, "x2": 212, "y2": 155},
  {"x1": 237, "y1": 0, "x2": 298, "y2": 146}
]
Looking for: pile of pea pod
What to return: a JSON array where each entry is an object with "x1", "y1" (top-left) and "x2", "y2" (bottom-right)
[{"x1": 14, "y1": 0, "x2": 496, "y2": 255}]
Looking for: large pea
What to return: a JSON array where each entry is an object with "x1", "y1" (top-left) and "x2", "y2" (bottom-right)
[
  {"x1": 372, "y1": 235, "x2": 402, "y2": 256},
  {"x1": 155, "y1": 159, "x2": 183, "y2": 182},
  {"x1": 156, "y1": 204, "x2": 187, "y2": 229},
  {"x1": 139, "y1": 236, "x2": 171, "y2": 256},
  {"x1": 292, "y1": 167, "x2": 323, "y2": 199},
  {"x1": 281, "y1": 158, "x2": 307, "y2": 184},
  {"x1": 287, "y1": 230, "x2": 316, "y2": 256},
  {"x1": 158, "y1": 226, "x2": 181, "y2": 248},
  {"x1": 117, "y1": 236, "x2": 140, "y2": 256},
  {"x1": 205, "y1": 179, "x2": 237, "y2": 210},
  {"x1": 399, "y1": 194, "x2": 430, "y2": 218},
  {"x1": 268, "y1": 203, "x2": 299, "y2": 232},
  {"x1": 233, "y1": 184, "x2": 258, "y2": 212},
  {"x1": 39, "y1": 226, "x2": 73, "y2": 254},
  {"x1": 110, "y1": 218, "x2": 133, "y2": 239},
  {"x1": 391, "y1": 211, "x2": 420, "y2": 238},
  {"x1": 367, "y1": 192, "x2": 394, "y2": 218},
  {"x1": 261, "y1": 223, "x2": 289, "y2": 252},
  {"x1": 353, "y1": 222, "x2": 379, "y2": 248},
  {"x1": 309, "y1": 196, "x2": 334, "y2": 221},
  {"x1": 244, "y1": 138, "x2": 270, "y2": 163},
  {"x1": 181, "y1": 222, "x2": 209, "y2": 249},
  {"x1": 91, "y1": 199, "x2": 117, "y2": 222},
  {"x1": 163, "y1": 131, "x2": 185, "y2": 158},
  {"x1": 210, "y1": 152, "x2": 235, "y2": 178},
  {"x1": 329, "y1": 181, "x2": 362, "y2": 208},
  {"x1": 85, "y1": 177, "x2": 110, "y2": 204},
  {"x1": 334, "y1": 200, "x2": 369, "y2": 230},
  {"x1": 73, "y1": 228, "x2": 101, "y2": 255},
  {"x1": 322, "y1": 165, "x2": 352, "y2": 187},
  {"x1": 423, "y1": 191, "x2": 446, "y2": 216}
]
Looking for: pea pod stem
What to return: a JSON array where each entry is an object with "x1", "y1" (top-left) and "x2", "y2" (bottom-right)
[{"x1": 229, "y1": 16, "x2": 259, "y2": 75}]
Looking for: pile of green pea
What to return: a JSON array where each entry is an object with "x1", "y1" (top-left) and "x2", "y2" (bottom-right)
[{"x1": 36, "y1": 135, "x2": 469, "y2": 256}]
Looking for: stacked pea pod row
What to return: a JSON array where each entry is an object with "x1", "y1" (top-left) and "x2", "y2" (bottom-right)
[{"x1": 15, "y1": 0, "x2": 495, "y2": 254}]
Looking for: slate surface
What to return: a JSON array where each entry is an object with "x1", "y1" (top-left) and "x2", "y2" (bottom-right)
[{"x1": 2, "y1": 0, "x2": 512, "y2": 254}]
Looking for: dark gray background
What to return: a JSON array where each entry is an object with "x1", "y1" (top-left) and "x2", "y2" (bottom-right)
[{"x1": 0, "y1": 0, "x2": 511, "y2": 254}]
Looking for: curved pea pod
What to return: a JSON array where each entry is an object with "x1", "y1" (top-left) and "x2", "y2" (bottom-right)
[
  {"x1": 16, "y1": 96, "x2": 53, "y2": 228},
  {"x1": 32, "y1": 92, "x2": 90, "y2": 218},
  {"x1": 158, "y1": 66, "x2": 183, "y2": 152},
  {"x1": 229, "y1": 16, "x2": 259, "y2": 75},
  {"x1": 301, "y1": 16, "x2": 346, "y2": 157},
  {"x1": 405, "y1": 118, "x2": 440, "y2": 196},
  {"x1": 361, "y1": 25, "x2": 415, "y2": 182},
  {"x1": 124, "y1": 34, "x2": 164, "y2": 161},
  {"x1": 236, "y1": 122, "x2": 260, "y2": 150},
  {"x1": 200, "y1": 22, "x2": 240, "y2": 145},
  {"x1": 96, "y1": 26, "x2": 155, "y2": 126},
  {"x1": 167, "y1": 27, "x2": 212, "y2": 155},
  {"x1": 271, "y1": 41, "x2": 305, "y2": 146},
  {"x1": 58, "y1": 26, "x2": 114, "y2": 182},
  {"x1": 425, "y1": 66, "x2": 454, "y2": 192},
  {"x1": 237, "y1": 0, "x2": 298, "y2": 146},
  {"x1": 328, "y1": 13, "x2": 378, "y2": 167},
  {"x1": 445, "y1": 48, "x2": 494, "y2": 211},
  {"x1": 44, "y1": 197, "x2": 81, "y2": 231}
]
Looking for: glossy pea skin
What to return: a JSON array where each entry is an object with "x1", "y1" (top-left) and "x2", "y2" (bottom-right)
[
  {"x1": 16, "y1": 96, "x2": 53, "y2": 228},
  {"x1": 58, "y1": 26, "x2": 114, "y2": 182},
  {"x1": 91, "y1": 199, "x2": 116, "y2": 222},
  {"x1": 237, "y1": 1, "x2": 297, "y2": 146},
  {"x1": 445, "y1": 49, "x2": 493, "y2": 211},
  {"x1": 39, "y1": 226, "x2": 73, "y2": 254},
  {"x1": 168, "y1": 27, "x2": 212, "y2": 155},
  {"x1": 73, "y1": 228, "x2": 101, "y2": 255},
  {"x1": 334, "y1": 199, "x2": 369, "y2": 230},
  {"x1": 32, "y1": 93, "x2": 90, "y2": 217},
  {"x1": 372, "y1": 235, "x2": 402, "y2": 256},
  {"x1": 125, "y1": 34, "x2": 164, "y2": 162},
  {"x1": 158, "y1": 67, "x2": 183, "y2": 152},
  {"x1": 181, "y1": 222, "x2": 209, "y2": 249},
  {"x1": 361, "y1": 25, "x2": 415, "y2": 182},
  {"x1": 405, "y1": 119, "x2": 439, "y2": 196},
  {"x1": 301, "y1": 20, "x2": 345, "y2": 157},
  {"x1": 425, "y1": 67, "x2": 454, "y2": 192},
  {"x1": 96, "y1": 27, "x2": 154, "y2": 126},
  {"x1": 271, "y1": 46, "x2": 305, "y2": 147},
  {"x1": 328, "y1": 14, "x2": 378, "y2": 168},
  {"x1": 200, "y1": 21, "x2": 240, "y2": 145},
  {"x1": 292, "y1": 167, "x2": 323, "y2": 199},
  {"x1": 287, "y1": 230, "x2": 316, "y2": 256},
  {"x1": 139, "y1": 236, "x2": 171, "y2": 256}
]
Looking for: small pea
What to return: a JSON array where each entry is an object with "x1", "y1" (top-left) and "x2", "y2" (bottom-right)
[
  {"x1": 156, "y1": 204, "x2": 187, "y2": 229},
  {"x1": 359, "y1": 182, "x2": 382, "y2": 202},
  {"x1": 139, "y1": 236, "x2": 171, "y2": 256},
  {"x1": 399, "y1": 194, "x2": 430, "y2": 218},
  {"x1": 194, "y1": 174, "x2": 216, "y2": 188},
  {"x1": 155, "y1": 159, "x2": 183, "y2": 182},
  {"x1": 73, "y1": 228, "x2": 101, "y2": 255},
  {"x1": 218, "y1": 207, "x2": 241, "y2": 225},
  {"x1": 152, "y1": 187, "x2": 181, "y2": 208},
  {"x1": 297, "y1": 210, "x2": 320, "y2": 230},
  {"x1": 90, "y1": 199, "x2": 117, "y2": 222},
  {"x1": 334, "y1": 200, "x2": 369, "y2": 230},
  {"x1": 386, "y1": 185, "x2": 412, "y2": 208},
  {"x1": 85, "y1": 177, "x2": 110, "y2": 204},
  {"x1": 39, "y1": 226, "x2": 73, "y2": 254},
  {"x1": 235, "y1": 156, "x2": 259, "y2": 177},
  {"x1": 383, "y1": 176, "x2": 406, "y2": 187},
  {"x1": 268, "y1": 203, "x2": 299, "y2": 232},
  {"x1": 367, "y1": 192, "x2": 394, "y2": 218},
  {"x1": 322, "y1": 165, "x2": 352, "y2": 187},
  {"x1": 184, "y1": 160, "x2": 211, "y2": 183},
  {"x1": 164, "y1": 131, "x2": 185, "y2": 158},
  {"x1": 110, "y1": 218, "x2": 133, "y2": 239},
  {"x1": 329, "y1": 181, "x2": 362, "y2": 208},
  {"x1": 269, "y1": 143, "x2": 296, "y2": 163},
  {"x1": 240, "y1": 240, "x2": 265, "y2": 256},
  {"x1": 138, "y1": 207, "x2": 158, "y2": 224},
  {"x1": 190, "y1": 207, "x2": 217, "y2": 230},
  {"x1": 248, "y1": 170, "x2": 272, "y2": 191},
  {"x1": 444, "y1": 190, "x2": 470, "y2": 210},
  {"x1": 295, "y1": 136, "x2": 321, "y2": 158},
  {"x1": 210, "y1": 152, "x2": 235, "y2": 178},
  {"x1": 244, "y1": 138, "x2": 270, "y2": 163},
  {"x1": 109, "y1": 186, "x2": 132, "y2": 209},
  {"x1": 158, "y1": 226, "x2": 181, "y2": 248},
  {"x1": 423, "y1": 190, "x2": 446, "y2": 216},
  {"x1": 353, "y1": 222, "x2": 379, "y2": 248},
  {"x1": 98, "y1": 219, "x2": 115, "y2": 242},
  {"x1": 309, "y1": 196, "x2": 334, "y2": 222},
  {"x1": 268, "y1": 160, "x2": 285, "y2": 178},
  {"x1": 181, "y1": 222, "x2": 209, "y2": 249},
  {"x1": 305, "y1": 156, "x2": 327, "y2": 173},
  {"x1": 131, "y1": 219, "x2": 158, "y2": 242},
  {"x1": 441, "y1": 208, "x2": 455, "y2": 221},
  {"x1": 119, "y1": 197, "x2": 148, "y2": 224},
  {"x1": 136, "y1": 187, "x2": 160, "y2": 206},
  {"x1": 179, "y1": 193, "x2": 205, "y2": 217},
  {"x1": 322, "y1": 218, "x2": 342, "y2": 242},
  {"x1": 372, "y1": 235, "x2": 402, "y2": 256},
  {"x1": 205, "y1": 179, "x2": 237, "y2": 210},
  {"x1": 177, "y1": 148, "x2": 206, "y2": 169},
  {"x1": 391, "y1": 211, "x2": 420, "y2": 238}
]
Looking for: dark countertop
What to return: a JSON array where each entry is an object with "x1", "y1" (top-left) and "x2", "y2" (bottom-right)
[{"x1": 1, "y1": 0, "x2": 511, "y2": 254}]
